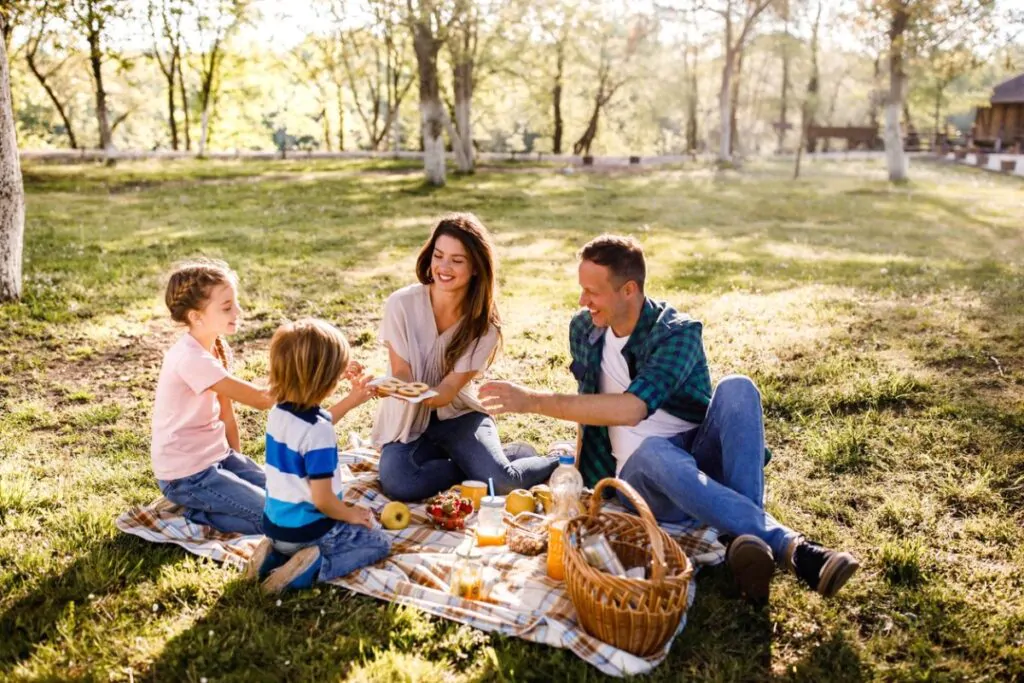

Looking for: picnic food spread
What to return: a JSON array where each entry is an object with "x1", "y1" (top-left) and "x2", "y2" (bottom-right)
[
  {"x1": 426, "y1": 490, "x2": 473, "y2": 531},
  {"x1": 376, "y1": 377, "x2": 431, "y2": 398},
  {"x1": 507, "y1": 512, "x2": 549, "y2": 555},
  {"x1": 396, "y1": 382, "x2": 430, "y2": 397}
]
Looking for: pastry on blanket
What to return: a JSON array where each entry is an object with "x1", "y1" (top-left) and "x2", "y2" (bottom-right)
[{"x1": 396, "y1": 382, "x2": 429, "y2": 398}]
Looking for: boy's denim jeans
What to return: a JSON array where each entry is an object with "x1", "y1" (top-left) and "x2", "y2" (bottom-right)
[
  {"x1": 273, "y1": 522, "x2": 392, "y2": 583},
  {"x1": 158, "y1": 450, "x2": 266, "y2": 536},
  {"x1": 618, "y1": 375, "x2": 799, "y2": 558},
  {"x1": 379, "y1": 411, "x2": 559, "y2": 501}
]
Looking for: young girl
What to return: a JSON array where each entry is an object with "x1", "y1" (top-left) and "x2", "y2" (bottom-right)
[
  {"x1": 151, "y1": 259, "x2": 274, "y2": 535},
  {"x1": 246, "y1": 319, "x2": 389, "y2": 593},
  {"x1": 372, "y1": 212, "x2": 559, "y2": 501}
]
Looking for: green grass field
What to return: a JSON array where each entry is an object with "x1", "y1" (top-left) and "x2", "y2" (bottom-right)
[{"x1": 1, "y1": 157, "x2": 1022, "y2": 681}]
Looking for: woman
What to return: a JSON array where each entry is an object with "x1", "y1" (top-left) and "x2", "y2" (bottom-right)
[{"x1": 372, "y1": 213, "x2": 558, "y2": 501}]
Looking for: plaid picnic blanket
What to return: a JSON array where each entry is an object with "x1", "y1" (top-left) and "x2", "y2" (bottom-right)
[{"x1": 116, "y1": 448, "x2": 725, "y2": 677}]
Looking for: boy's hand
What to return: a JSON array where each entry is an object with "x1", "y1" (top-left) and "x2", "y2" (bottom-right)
[
  {"x1": 343, "y1": 504, "x2": 376, "y2": 529},
  {"x1": 346, "y1": 372, "x2": 376, "y2": 406},
  {"x1": 343, "y1": 361, "x2": 365, "y2": 381}
]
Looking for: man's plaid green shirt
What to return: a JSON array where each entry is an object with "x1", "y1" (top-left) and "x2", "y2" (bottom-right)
[{"x1": 568, "y1": 298, "x2": 713, "y2": 488}]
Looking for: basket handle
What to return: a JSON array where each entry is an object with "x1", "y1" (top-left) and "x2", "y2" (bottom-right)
[{"x1": 590, "y1": 478, "x2": 666, "y2": 582}]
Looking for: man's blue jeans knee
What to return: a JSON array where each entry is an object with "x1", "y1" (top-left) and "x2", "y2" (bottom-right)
[{"x1": 618, "y1": 376, "x2": 798, "y2": 558}]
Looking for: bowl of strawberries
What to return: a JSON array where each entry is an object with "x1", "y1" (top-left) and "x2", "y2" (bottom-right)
[{"x1": 425, "y1": 490, "x2": 474, "y2": 531}]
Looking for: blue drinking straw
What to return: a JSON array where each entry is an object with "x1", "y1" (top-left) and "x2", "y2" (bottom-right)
[{"x1": 488, "y1": 477, "x2": 495, "y2": 498}]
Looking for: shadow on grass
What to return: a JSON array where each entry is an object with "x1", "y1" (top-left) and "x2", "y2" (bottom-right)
[
  {"x1": 0, "y1": 536, "x2": 182, "y2": 672},
  {"x1": 784, "y1": 631, "x2": 869, "y2": 682},
  {"x1": 146, "y1": 565, "x2": 783, "y2": 681},
  {"x1": 147, "y1": 579, "x2": 467, "y2": 681}
]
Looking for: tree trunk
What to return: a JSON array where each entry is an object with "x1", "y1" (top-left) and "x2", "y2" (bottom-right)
[
  {"x1": 176, "y1": 54, "x2": 190, "y2": 150},
  {"x1": 718, "y1": 49, "x2": 734, "y2": 162},
  {"x1": 321, "y1": 106, "x2": 332, "y2": 152},
  {"x1": 686, "y1": 39, "x2": 699, "y2": 153},
  {"x1": 198, "y1": 107, "x2": 210, "y2": 156},
  {"x1": 165, "y1": 53, "x2": 179, "y2": 150},
  {"x1": 0, "y1": 27, "x2": 25, "y2": 302},
  {"x1": 25, "y1": 52, "x2": 79, "y2": 149},
  {"x1": 796, "y1": 0, "x2": 822, "y2": 177},
  {"x1": 552, "y1": 39, "x2": 565, "y2": 154},
  {"x1": 421, "y1": 97, "x2": 446, "y2": 185},
  {"x1": 730, "y1": 48, "x2": 743, "y2": 156},
  {"x1": 777, "y1": 11, "x2": 790, "y2": 154},
  {"x1": 885, "y1": 8, "x2": 909, "y2": 182},
  {"x1": 933, "y1": 82, "x2": 946, "y2": 146},
  {"x1": 1, "y1": 19, "x2": 13, "y2": 55},
  {"x1": 572, "y1": 94, "x2": 602, "y2": 156},
  {"x1": 413, "y1": 22, "x2": 445, "y2": 185},
  {"x1": 197, "y1": 39, "x2": 221, "y2": 157},
  {"x1": 87, "y1": 21, "x2": 112, "y2": 152},
  {"x1": 885, "y1": 95, "x2": 907, "y2": 180},
  {"x1": 336, "y1": 83, "x2": 345, "y2": 151},
  {"x1": 868, "y1": 54, "x2": 880, "y2": 132},
  {"x1": 452, "y1": 60, "x2": 473, "y2": 172}
]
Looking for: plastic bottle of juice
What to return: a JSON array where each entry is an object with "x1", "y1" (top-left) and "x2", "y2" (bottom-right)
[{"x1": 547, "y1": 453, "x2": 583, "y2": 580}]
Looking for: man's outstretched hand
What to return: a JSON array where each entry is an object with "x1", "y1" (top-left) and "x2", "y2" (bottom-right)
[{"x1": 479, "y1": 381, "x2": 537, "y2": 415}]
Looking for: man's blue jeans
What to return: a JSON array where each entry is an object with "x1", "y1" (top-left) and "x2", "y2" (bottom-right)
[
  {"x1": 157, "y1": 450, "x2": 266, "y2": 536},
  {"x1": 619, "y1": 375, "x2": 798, "y2": 558},
  {"x1": 379, "y1": 411, "x2": 559, "y2": 500}
]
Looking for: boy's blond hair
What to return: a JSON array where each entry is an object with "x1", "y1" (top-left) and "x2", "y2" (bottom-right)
[{"x1": 269, "y1": 319, "x2": 350, "y2": 410}]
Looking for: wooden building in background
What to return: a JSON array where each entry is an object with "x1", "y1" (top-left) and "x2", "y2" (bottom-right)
[{"x1": 972, "y1": 73, "x2": 1024, "y2": 151}]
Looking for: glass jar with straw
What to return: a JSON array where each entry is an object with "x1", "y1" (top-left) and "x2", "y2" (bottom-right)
[{"x1": 476, "y1": 477, "x2": 506, "y2": 546}]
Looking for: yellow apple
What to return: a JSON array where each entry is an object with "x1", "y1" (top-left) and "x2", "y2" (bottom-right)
[
  {"x1": 505, "y1": 489, "x2": 536, "y2": 516},
  {"x1": 381, "y1": 501, "x2": 411, "y2": 530},
  {"x1": 530, "y1": 485, "x2": 553, "y2": 513}
]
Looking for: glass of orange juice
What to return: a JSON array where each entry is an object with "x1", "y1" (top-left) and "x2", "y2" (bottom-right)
[
  {"x1": 459, "y1": 480, "x2": 487, "y2": 511},
  {"x1": 476, "y1": 495, "x2": 507, "y2": 546}
]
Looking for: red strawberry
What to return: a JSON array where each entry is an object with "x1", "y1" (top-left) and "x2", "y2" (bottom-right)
[{"x1": 459, "y1": 500, "x2": 472, "y2": 514}]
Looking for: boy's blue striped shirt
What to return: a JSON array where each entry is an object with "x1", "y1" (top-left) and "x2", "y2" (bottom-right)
[{"x1": 262, "y1": 403, "x2": 342, "y2": 542}]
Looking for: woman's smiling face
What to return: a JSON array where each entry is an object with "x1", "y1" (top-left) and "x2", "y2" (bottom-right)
[{"x1": 430, "y1": 234, "x2": 474, "y2": 294}]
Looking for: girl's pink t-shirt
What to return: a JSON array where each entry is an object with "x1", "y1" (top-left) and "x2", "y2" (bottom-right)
[{"x1": 151, "y1": 333, "x2": 231, "y2": 481}]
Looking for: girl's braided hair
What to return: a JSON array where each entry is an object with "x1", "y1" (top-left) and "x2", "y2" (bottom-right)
[{"x1": 165, "y1": 258, "x2": 238, "y2": 369}]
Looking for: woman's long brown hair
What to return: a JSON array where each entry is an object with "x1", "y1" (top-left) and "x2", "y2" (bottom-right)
[{"x1": 415, "y1": 213, "x2": 502, "y2": 375}]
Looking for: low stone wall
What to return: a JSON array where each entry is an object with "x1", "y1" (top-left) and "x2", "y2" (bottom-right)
[{"x1": 944, "y1": 152, "x2": 1023, "y2": 176}]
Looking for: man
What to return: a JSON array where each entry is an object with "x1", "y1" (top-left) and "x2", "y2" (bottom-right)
[{"x1": 480, "y1": 235, "x2": 858, "y2": 601}]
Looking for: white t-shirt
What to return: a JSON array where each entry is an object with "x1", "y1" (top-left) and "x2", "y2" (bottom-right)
[{"x1": 600, "y1": 328, "x2": 697, "y2": 474}]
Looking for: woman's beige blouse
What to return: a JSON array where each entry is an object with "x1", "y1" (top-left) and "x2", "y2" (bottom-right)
[{"x1": 371, "y1": 283, "x2": 498, "y2": 447}]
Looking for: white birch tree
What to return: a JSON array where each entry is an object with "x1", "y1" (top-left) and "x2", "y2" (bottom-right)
[{"x1": 0, "y1": 11, "x2": 25, "y2": 303}]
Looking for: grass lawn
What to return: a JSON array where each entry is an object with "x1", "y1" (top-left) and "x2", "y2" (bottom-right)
[{"x1": 1, "y1": 156, "x2": 1022, "y2": 681}]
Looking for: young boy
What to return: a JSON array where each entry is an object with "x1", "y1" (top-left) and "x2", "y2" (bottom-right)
[{"x1": 246, "y1": 318, "x2": 391, "y2": 594}]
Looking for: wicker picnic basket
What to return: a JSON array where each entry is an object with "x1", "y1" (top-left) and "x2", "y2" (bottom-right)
[{"x1": 563, "y1": 478, "x2": 693, "y2": 657}]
